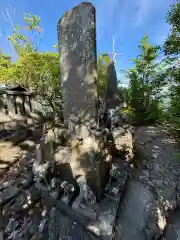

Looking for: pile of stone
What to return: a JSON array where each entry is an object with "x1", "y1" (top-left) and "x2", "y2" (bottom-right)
[
  {"x1": 35, "y1": 2, "x2": 135, "y2": 238},
  {"x1": 0, "y1": 2, "x2": 135, "y2": 239},
  {"x1": 0, "y1": 144, "x2": 130, "y2": 240}
]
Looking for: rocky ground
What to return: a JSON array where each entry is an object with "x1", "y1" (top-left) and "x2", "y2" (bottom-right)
[
  {"x1": 1, "y1": 125, "x2": 180, "y2": 239},
  {"x1": 114, "y1": 125, "x2": 180, "y2": 240},
  {"x1": 0, "y1": 141, "x2": 99, "y2": 240}
]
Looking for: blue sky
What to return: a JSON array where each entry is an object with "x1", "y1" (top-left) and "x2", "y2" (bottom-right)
[{"x1": 0, "y1": 0, "x2": 175, "y2": 86}]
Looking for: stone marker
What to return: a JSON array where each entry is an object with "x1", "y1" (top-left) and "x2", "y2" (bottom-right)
[
  {"x1": 57, "y1": 2, "x2": 98, "y2": 137},
  {"x1": 105, "y1": 61, "x2": 120, "y2": 109}
]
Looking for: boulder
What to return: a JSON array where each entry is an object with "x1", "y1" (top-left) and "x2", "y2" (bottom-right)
[{"x1": 112, "y1": 126, "x2": 134, "y2": 162}]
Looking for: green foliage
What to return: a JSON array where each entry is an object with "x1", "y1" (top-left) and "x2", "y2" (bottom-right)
[
  {"x1": 13, "y1": 51, "x2": 62, "y2": 121},
  {"x1": 0, "y1": 12, "x2": 112, "y2": 122},
  {"x1": 97, "y1": 54, "x2": 111, "y2": 98},
  {"x1": 164, "y1": 0, "x2": 180, "y2": 55},
  {"x1": 163, "y1": 1, "x2": 180, "y2": 131},
  {"x1": 118, "y1": 86, "x2": 130, "y2": 105},
  {"x1": 2, "y1": 2, "x2": 179, "y2": 129},
  {"x1": 1, "y1": 13, "x2": 61, "y2": 122},
  {"x1": 8, "y1": 13, "x2": 43, "y2": 55},
  {"x1": 120, "y1": 106, "x2": 134, "y2": 123},
  {"x1": 0, "y1": 50, "x2": 17, "y2": 84},
  {"x1": 128, "y1": 35, "x2": 164, "y2": 125}
]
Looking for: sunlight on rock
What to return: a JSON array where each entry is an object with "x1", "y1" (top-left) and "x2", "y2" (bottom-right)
[
  {"x1": 157, "y1": 207, "x2": 166, "y2": 230},
  {"x1": 39, "y1": 219, "x2": 47, "y2": 233},
  {"x1": 87, "y1": 224, "x2": 100, "y2": 236}
]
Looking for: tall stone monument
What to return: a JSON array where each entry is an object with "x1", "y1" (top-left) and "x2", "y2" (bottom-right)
[
  {"x1": 57, "y1": 2, "x2": 98, "y2": 137},
  {"x1": 105, "y1": 60, "x2": 120, "y2": 109}
]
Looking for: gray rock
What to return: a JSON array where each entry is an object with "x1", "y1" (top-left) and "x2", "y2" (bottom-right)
[
  {"x1": 76, "y1": 176, "x2": 96, "y2": 205},
  {"x1": 72, "y1": 176, "x2": 97, "y2": 220},
  {"x1": 105, "y1": 61, "x2": 120, "y2": 109},
  {"x1": 1, "y1": 186, "x2": 20, "y2": 205},
  {"x1": 27, "y1": 221, "x2": 37, "y2": 236},
  {"x1": 38, "y1": 219, "x2": 48, "y2": 233},
  {"x1": 48, "y1": 207, "x2": 58, "y2": 240},
  {"x1": 87, "y1": 163, "x2": 128, "y2": 239},
  {"x1": 113, "y1": 180, "x2": 156, "y2": 240},
  {"x1": 163, "y1": 210, "x2": 180, "y2": 240},
  {"x1": 155, "y1": 180, "x2": 164, "y2": 187},
  {"x1": 57, "y1": 2, "x2": 98, "y2": 137},
  {"x1": 88, "y1": 194, "x2": 121, "y2": 239},
  {"x1": 0, "y1": 180, "x2": 14, "y2": 191},
  {"x1": 106, "y1": 163, "x2": 128, "y2": 200},
  {"x1": 50, "y1": 189, "x2": 60, "y2": 200},
  {"x1": 110, "y1": 163, "x2": 122, "y2": 178},
  {"x1": 142, "y1": 170, "x2": 150, "y2": 178},
  {"x1": 8, "y1": 230, "x2": 23, "y2": 240},
  {"x1": 6, "y1": 218, "x2": 20, "y2": 233},
  {"x1": 112, "y1": 127, "x2": 134, "y2": 162}
]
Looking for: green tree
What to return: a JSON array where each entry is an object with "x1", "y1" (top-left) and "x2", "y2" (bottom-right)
[
  {"x1": 15, "y1": 51, "x2": 62, "y2": 120},
  {"x1": 2, "y1": 13, "x2": 62, "y2": 122},
  {"x1": 128, "y1": 35, "x2": 164, "y2": 124},
  {"x1": 8, "y1": 13, "x2": 43, "y2": 55},
  {"x1": 163, "y1": 0, "x2": 180, "y2": 130},
  {"x1": 0, "y1": 50, "x2": 17, "y2": 84},
  {"x1": 164, "y1": 0, "x2": 180, "y2": 55},
  {"x1": 118, "y1": 86, "x2": 130, "y2": 105},
  {"x1": 97, "y1": 54, "x2": 111, "y2": 98}
]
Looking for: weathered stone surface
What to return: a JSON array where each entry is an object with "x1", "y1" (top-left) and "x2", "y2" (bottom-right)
[
  {"x1": 45, "y1": 127, "x2": 71, "y2": 147},
  {"x1": 113, "y1": 180, "x2": 155, "y2": 240},
  {"x1": 110, "y1": 108, "x2": 126, "y2": 127},
  {"x1": 57, "y1": 2, "x2": 98, "y2": 137},
  {"x1": 0, "y1": 173, "x2": 33, "y2": 206},
  {"x1": 136, "y1": 126, "x2": 180, "y2": 219},
  {"x1": 71, "y1": 134, "x2": 110, "y2": 201},
  {"x1": 72, "y1": 176, "x2": 97, "y2": 220},
  {"x1": 16, "y1": 96, "x2": 24, "y2": 115},
  {"x1": 5, "y1": 217, "x2": 20, "y2": 233},
  {"x1": 48, "y1": 207, "x2": 99, "y2": 240},
  {"x1": 94, "y1": 196, "x2": 118, "y2": 239},
  {"x1": 105, "y1": 163, "x2": 128, "y2": 200},
  {"x1": 0, "y1": 186, "x2": 20, "y2": 205},
  {"x1": 86, "y1": 163, "x2": 128, "y2": 239},
  {"x1": 112, "y1": 126, "x2": 134, "y2": 162},
  {"x1": 0, "y1": 180, "x2": 14, "y2": 191},
  {"x1": 76, "y1": 176, "x2": 96, "y2": 205},
  {"x1": 162, "y1": 210, "x2": 180, "y2": 240},
  {"x1": 54, "y1": 135, "x2": 110, "y2": 202},
  {"x1": 8, "y1": 95, "x2": 16, "y2": 114},
  {"x1": 0, "y1": 145, "x2": 21, "y2": 174},
  {"x1": 105, "y1": 61, "x2": 120, "y2": 109},
  {"x1": 3, "y1": 188, "x2": 40, "y2": 220}
]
